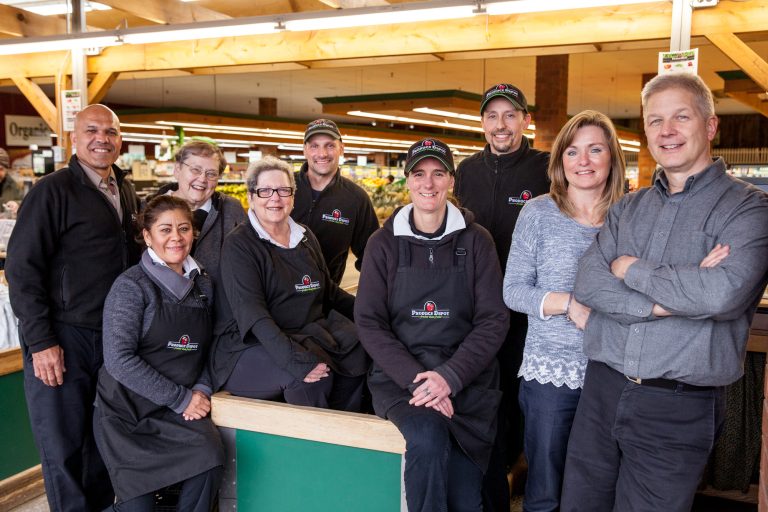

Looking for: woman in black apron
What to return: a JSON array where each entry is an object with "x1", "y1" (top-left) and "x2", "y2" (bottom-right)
[
  {"x1": 95, "y1": 195, "x2": 224, "y2": 511},
  {"x1": 210, "y1": 156, "x2": 367, "y2": 411},
  {"x1": 355, "y1": 139, "x2": 509, "y2": 512}
]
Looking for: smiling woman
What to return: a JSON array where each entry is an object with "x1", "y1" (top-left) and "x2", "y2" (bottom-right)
[
  {"x1": 355, "y1": 138, "x2": 509, "y2": 512},
  {"x1": 210, "y1": 156, "x2": 368, "y2": 413},
  {"x1": 94, "y1": 195, "x2": 225, "y2": 509},
  {"x1": 148, "y1": 140, "x2": 246, "y2": 291},
  {"x1": 502, "y1": 110, "x2": 625, "y2": 511}
]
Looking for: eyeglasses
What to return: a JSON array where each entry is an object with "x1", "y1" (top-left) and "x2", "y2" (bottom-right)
[
  {"x1": 181, "y1": 162, "x2": 220, "y2": 181},
  {"x1": 252, "y1": 187, "x2": 295, "y2": 198}
]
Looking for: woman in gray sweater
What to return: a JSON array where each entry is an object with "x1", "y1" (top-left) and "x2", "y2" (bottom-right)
[
  {"x1": 503, "y1": 111, "x2": 625, "y2": 512},
  {"x1": 94, "y1": 195, "x2": 224, "y2": 511}
]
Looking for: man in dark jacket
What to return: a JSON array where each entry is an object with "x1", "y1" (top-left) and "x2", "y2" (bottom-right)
[
  {"x1": 291, "y1": 119, "x2": 378, "y2": 285},
  {"x1": 454, "y1": 84, "x2": 550, "y2": 511},
  {"x1": 6, "y1": 104, "x2": 139, "y2": 512}
]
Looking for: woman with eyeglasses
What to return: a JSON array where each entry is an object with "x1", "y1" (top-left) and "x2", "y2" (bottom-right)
[
  {"x1": 150, "y1": 140, "x2": 246, "y2": 285},
  {"x1": 210, "y1": 156, "x2": 368, "y2": 410}
]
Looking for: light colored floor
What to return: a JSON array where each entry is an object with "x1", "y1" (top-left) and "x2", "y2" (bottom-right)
[{"x1": 9, "y1": 494, "x2": 48, "y2": 511}]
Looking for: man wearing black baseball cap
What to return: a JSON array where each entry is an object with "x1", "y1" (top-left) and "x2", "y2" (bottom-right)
[
  {"x1": 291, "y1": 118, "x2": 378, "y2": 285},
  {"x1": 454, "y1": 84, "x2": 550, "y2": 511}
]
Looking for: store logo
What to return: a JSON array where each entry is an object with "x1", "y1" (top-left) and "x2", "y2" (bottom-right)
[
  {"x1": 411, "y1": 139, "x2": 446, "y2": 156},
  {"x1": 166, "y1": 334, "x2": 199, "y2": 352},
  {"x1": 322, "y1": 208, "x2": 350, "y2": 225},
  {"x1": 508, "y1": 190, "x2": 532, "y2": 206},
  {"x1": 412, "y1": 300, "x2": 450, "y2": 319},
  {"x1": 295, "y1": 274, "x2": 321, "y2": 293}
]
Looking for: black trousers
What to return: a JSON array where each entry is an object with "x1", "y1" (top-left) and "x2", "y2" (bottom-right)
[
  {"x1": 109, "y1": 466, "x2": 223, "y2": 512},
  {"x1": 224, "y1": 344, "x2": 364, "y2": 412},
  {"x1": 561, "y1": 360, "x2": 726, "y2": 512},
  {"x1": 388, "y1": 402, "x2": 483, "y2": 512},
  {"x1": 22, "y1": 323, "x2": 114, "y2": 512},
  {"x1": 482, "y1": 311, "x2": 527, "y2": 511}
]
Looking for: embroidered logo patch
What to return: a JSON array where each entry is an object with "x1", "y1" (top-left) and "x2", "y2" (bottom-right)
[
  {"x1": 411, "y1": 300, "x2": 450, "y2": 319},
  {"x1": 321, "y1": 208, "x2": 350, "y2": 225},
  {"x1": 295, "y1": 274, "x2": 321, "y2": 293},
  {"x1": 508, "y1": 190, "x2": 533, "y2": 206},
  {"x1": 166, "y1": 334, "x2": 199, "y2": 352}
]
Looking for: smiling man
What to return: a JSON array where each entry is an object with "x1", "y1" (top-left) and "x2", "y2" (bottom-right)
[
  {"x1": 6, "y1": 104, "x2": 139, "y2": 512},
  {"x1": 454, "y1": 83, "x2": 550, "y2": 511},
  {"x1": 291, "y1": 118, "x2": 378, "y2": 285},
  {"x1": 561, "y1": 73, "x2": 768, "y2": 512}
]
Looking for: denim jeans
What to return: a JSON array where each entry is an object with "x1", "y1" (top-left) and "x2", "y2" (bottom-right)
[
  {"x1": 388, "y1": 402, "x2": 483, "y2": 512},
  {"x1": 518, "y1": 378, "x2": 581, "y2": 512},
  {"x1": 561, "y1": 360, "x2": 725, "y2": 512}
]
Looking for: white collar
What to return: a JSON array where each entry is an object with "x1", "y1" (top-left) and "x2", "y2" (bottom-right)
[
  {"x1": 392, "y1": 202, "x2": 466, "y2": 241},
  {"x1": 165, "y1": 189, "x2": 212, "y2": 212},
  {"x1": 248, "y1": 209, "x2": 306, "y2": 248},
  {"x1": 146, "y1": 247, "x2": 200, "y2": 278}
]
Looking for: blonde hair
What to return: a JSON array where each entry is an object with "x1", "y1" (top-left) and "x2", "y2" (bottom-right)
[{"x1": 548, "y1": 110, "x2": 625, "y2": 221}]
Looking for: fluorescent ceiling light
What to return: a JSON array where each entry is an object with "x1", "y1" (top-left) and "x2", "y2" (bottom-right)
[
  {"x1": 413, "y1": 107, "x2": 482, "y2": 123},
  {"x1": 485, "y1": 0, "x2": 659, "y2": 15},
  {"x1": 618, "y1": 138, "x2": 641, "y2": 146},
  {"x1": 347, "y1": 110, "x2": 484, "y2": 133},
  {"x1": 121, "y1": 23, "x2": 277, "y2": 45},
  {"x1": 620, "y1": 146, "x2": 640, "y2": 153},
  {"x1": 0, "y1": 33, "x2": 120, "y2": 55},
  {"x1": 284, "y1": 5, "x2": 475, "y2": 31},
  {"x1": 9, "y1": 0, "x2": 111, "y2": 16}
]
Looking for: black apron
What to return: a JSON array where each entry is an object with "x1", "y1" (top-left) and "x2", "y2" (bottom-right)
[
  {"x1": 368, "y1": 234, "x2": 502, "y2": 471},
  {"x1": 95, "y1": 283, "x2": 224, "y2": 501}
]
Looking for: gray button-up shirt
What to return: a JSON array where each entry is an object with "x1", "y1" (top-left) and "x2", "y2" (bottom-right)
[{"x1": 574, "y1": 158, "x2": 768, "y2": 386}]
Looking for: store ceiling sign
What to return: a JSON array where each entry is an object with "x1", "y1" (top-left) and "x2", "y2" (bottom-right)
[
  {"x1": 658, "y1": 49, "x2": 698, "y2": 75},
  {"x1": 4, "y1": 115, "x2": 53, "y2": 147}
]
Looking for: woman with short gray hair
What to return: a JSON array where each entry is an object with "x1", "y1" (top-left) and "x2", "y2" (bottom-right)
[{"x1": 210, "y1": 156, "x2": 367, "y2": 411}]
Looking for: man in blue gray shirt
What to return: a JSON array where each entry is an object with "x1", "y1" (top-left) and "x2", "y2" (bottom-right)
[{"x1": 561, "y1": 73, "x2": 768, "y2": 512}]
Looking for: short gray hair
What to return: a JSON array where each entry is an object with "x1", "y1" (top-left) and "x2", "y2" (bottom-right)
[
  {"x1": 641, "y1": 73, "x2": 715, "y2": 120},
  {"x1": 245, "y1": 156, "x2": 295, "y2": 193}
]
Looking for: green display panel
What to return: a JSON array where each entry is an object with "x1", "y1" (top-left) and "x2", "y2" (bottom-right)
[
  {"x1": 236, "y1": 430, "x2": 402, "y2": 512},
  {"x1": 0, "y1": 371, "x2": 39, "y2": 480}
]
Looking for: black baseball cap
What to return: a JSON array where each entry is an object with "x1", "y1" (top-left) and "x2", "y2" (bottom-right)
[
  {"x1": 304, "y1": 118, "x2": 341, "y2": 143},
  {"x1": 404, "y1": 138, "x2": 455, "y2": 175},
  {"x1": 480, "y1": 83, "x2": 528, "y2": 114}
]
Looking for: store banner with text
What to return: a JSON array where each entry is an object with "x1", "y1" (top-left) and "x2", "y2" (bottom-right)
[{"x1": 4, "y1": 115, "x2": 53, "y2": 147}]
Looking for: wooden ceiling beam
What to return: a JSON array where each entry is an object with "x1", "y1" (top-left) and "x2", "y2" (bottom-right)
[
  {"x1": 725, "y1": 91, "x2": 768, "y2": 119},
  {"x1": 11, "y1": 76, "x2": 58, "y2": 131},
  {"x1": 0, "y1": 4, "x2": 68, "y2": 37},
  {"x1": 97, "y1": 0, "x2": 230, "y2": 24},
  {"x1": 88, "y1": 71, "x2": 120, "y2": 104},
  {"x1": 707, "y1": 32, "x2": 768, "y2": 94},
  {"x1": 185, "y1": 63, "x2": 309, "y2": 74},
  {"x1": 0, "y1": 1, "x2": 766, "y2": 79}
]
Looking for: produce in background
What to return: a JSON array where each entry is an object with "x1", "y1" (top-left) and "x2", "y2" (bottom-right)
[
  {"x1": 359, "y1": 177, "x2": 409, "y2": 220},
  {"x1": 216, "y1": 184, "x2": 249, "y2": 210}
]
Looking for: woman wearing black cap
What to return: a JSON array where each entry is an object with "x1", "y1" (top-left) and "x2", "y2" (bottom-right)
[{"x1": 355, "y1": 138, "x2": 509, "y2": 511}]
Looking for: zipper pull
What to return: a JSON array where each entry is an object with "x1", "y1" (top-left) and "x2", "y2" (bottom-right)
[{"x1": 428, "y1": 247, "x2": 434, "y2": 265}]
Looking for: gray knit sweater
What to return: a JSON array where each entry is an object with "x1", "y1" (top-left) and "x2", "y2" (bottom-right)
[
  {"x1": 101, "y1": 255, "x2": 213, "y2": 413},
  {"x1": 503, "y1": 195, "x2": 599, "y2": 389}
]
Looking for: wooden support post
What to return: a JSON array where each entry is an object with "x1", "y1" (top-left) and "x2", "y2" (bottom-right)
[
  {"x1": 10, "y1": 76, "x2": 57, "y2": 132},
  {"x1": 87, "y1": 71, "x2": 119, "y2": 104},
  {"x1": 707, "y1": 33, "x2": 768, "y2": 93}
]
